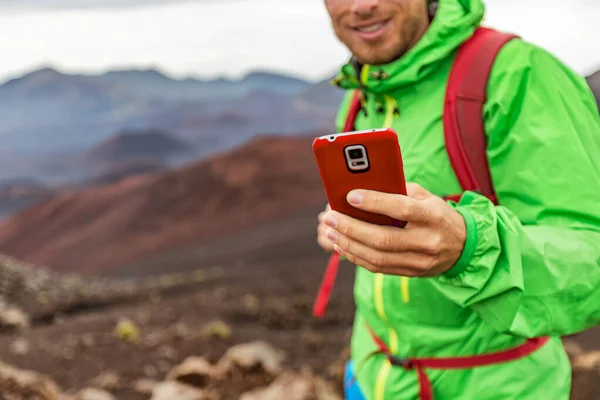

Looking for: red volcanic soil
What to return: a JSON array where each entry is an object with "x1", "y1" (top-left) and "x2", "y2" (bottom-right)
[{"x1": 0, "y1": 136, "x2": 326, "y2": 274}]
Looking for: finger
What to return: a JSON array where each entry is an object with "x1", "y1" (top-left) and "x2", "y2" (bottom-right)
[
  {"x1": 406, "y1": 182, "x2": 431, "y2": 200},
  {"x1": 317, "y1": 229, "x2": 335, "y2": 252},
  {"x1": 318, "y1": 212, "x2": 326, "y2": 223},
  {"x1": 318, "y1": 223, "x2": 329, "y2": 237},
  {"x1": 333, "y1": 244, "x2": 422, "y2": 277},
  {"x1": 323, "y1": 211, "x2": 427, "y2": 253},
  {"x1": 330, "y1": 231, "x2": 430, "y2": 277},
  {"x1": 347, "y1": 190, "x2": 433, "y2": 224},
  {"x1": 326, "y1": 203, "x2": 331, "y2": 211}
]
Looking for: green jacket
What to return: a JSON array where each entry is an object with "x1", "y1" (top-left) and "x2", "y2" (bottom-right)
[{"x1": 333, "y1": 0, "x2": 600, "y2": 399}]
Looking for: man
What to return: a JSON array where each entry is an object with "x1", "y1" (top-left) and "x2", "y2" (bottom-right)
[{"x1": 316, "y1": 0, "x2": 600, "y2": 399}]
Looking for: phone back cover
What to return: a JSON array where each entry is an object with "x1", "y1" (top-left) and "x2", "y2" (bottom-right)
[{"x1": 313, "y1": 129, "x2": 407, "y2": 227}]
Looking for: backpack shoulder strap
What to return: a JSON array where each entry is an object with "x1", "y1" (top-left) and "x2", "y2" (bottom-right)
[
  {"x1": 343, "y1": 89, "x2": 363, "y2": 132},
  {"x1": 443, "y1": 27, "x2": 519, "y2": 205},
  {"x1": 313, "y1": 88, "x2": 362, "y2": 319}
]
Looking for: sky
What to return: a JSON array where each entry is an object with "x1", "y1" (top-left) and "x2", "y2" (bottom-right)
[{"x1": 0, "y1": 0, "x2": 598, "y2": 83}]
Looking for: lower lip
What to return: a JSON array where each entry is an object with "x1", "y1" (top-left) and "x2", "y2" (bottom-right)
[{"x1": 353, "y1": 21, "x2": 389, "y2": 41}]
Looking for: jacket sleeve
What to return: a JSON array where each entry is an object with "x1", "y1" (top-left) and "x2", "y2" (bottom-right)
[{"x1": 430, "y1": 40, "x2": 600, "y2": 338}]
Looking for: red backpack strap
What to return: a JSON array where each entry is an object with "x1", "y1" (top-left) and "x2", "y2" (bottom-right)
[
  {"x1": 444, "y1": 27, "x2": 519, "y2": 206},
  {"x1": 343, "y1": 90, "x2": 363, "y2": 132},
  {"x1": 313, "y1": 89, "x2": 362, "y2": 318}
]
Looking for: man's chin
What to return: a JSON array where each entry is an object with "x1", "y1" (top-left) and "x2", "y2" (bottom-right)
[
  {"x1": 355, "y1": 53, "x2": 399, "y2": 66},
  {"x1": 351, "y1": 46, "x2": 403, "y2": 66}
]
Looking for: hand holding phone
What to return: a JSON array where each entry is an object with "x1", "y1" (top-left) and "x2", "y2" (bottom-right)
[{"x1": 313, "y1": 128, "x2": 407, "y2": 228}]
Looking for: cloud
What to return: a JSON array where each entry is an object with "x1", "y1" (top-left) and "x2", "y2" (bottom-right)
[
  {"x1": 0, "y1": 0, "x2": 220, "y2": 12},
  {"x1": 0, "y1": 0, "x2": 596, "y2": 84}
]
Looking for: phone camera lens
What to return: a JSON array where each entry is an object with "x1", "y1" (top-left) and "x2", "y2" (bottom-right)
[{"x1": 349, "y1": 149, "x2": 363, "y2": 160}]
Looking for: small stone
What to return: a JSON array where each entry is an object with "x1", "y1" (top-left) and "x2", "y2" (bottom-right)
[
  {"x1": 37, "y1": 292, "x2": 50, "y2": 305},
  {"x1": 217, "y1": 341, "x2": 286, "y2": 377},
  {"x1": 326, "y1": 360, "x2": 345, "y2": 381},
  {"x1": 239, "y1": 371, "x2": 341, "y2": 400},
  {"x1": 66, "y1": 334, "x2": 79, "y2": 348},
  {"x1": 573, "y1": 351, "x2": 600, "y2": 370},
  {"x1": 173, "y1": 323, "x2": 191, "y2": 340},
  {"x1": 0, "y1": 362, "x2": 61, "y2": 399},
  {"x1": 167, "y1": 356, "x2": 216, "y2": 388},
  {"x1": 144, "y1": 330, "x2": 166, "y2": 347},
  {"x1": 150, "y1": 381, "x2": 211, "y2": 400},
  {"x1": 74, "y1": 388, "x2": 116, "y2": 400},
  {"x1": 10, "y1": 338, "x2": 30, "y2": 355},
  {"x1": 144, "y1": 365, "x2": 158, "y2": 378},
  {"x1": 158, "y1": 345, "x2": 178, "y2": 361},
  {"x1": 81, "y1": 334, "x2": 95, "y2": 348},
  {"x1": 89, "y1": 371, "x2": 120, "y2": 390},
  {"x1": 158, "y1": 360, "x2": 172, "y2": 373},
  {"x1": 132, "y1": 378, "x2": 159, "y2": 394},
  {"x1": 62, "y1": 347, "x2": 75, "y2": 361},
  {"x1": 563, "y1": 340, "x2": 584, "y2": 360},
  {"x1": 0, "y1": 301, "x2": 30, "y2": 330},
  {"x1": 242, "y1": 294, "x2": 260, "y2": 314}
]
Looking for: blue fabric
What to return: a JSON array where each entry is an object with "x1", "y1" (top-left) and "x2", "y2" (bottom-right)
[{"x1": 344, "y1": 360, "x2": 367, "y2": 400}]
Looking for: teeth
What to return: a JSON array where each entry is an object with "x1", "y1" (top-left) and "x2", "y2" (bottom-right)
[{"x1": 358, "y1": 23, "x2": 384, "y2": 33}]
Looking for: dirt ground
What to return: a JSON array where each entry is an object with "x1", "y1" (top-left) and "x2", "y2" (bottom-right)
[{"x1": 0, "y1": 204, "x2": 597, "y2": 399}]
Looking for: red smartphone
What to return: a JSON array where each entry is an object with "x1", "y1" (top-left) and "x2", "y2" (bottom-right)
[{"x1": 313, "y1": 128, "x2": 407, "y2": 227}]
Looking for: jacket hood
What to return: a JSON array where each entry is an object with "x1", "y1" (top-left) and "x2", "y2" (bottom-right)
[{"x1": 333, "y1": 0, "x2": 485, "y2": 95}]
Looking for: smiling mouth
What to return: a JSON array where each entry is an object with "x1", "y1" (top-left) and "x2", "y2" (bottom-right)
[{"x1": 355, "y1": 22, "x2": 387, "y2": 33}]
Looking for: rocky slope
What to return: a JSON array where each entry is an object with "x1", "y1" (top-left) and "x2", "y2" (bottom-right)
[{"x1": 0, "y1": 135, "x2": 325, "y2": 274}]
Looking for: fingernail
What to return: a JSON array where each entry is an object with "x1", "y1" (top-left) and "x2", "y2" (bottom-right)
[
  {"x1": 334, "y1": 244, "x2": 344, "y2": 255},
  {"x1": 324, "y1": 214, "x2": 337, "y2": 228},
  {"x1": 348, "y1": 191, "x2": 364, "y2": 205},
  {"x1": 326, "y1": 228, "x2": 338, "y2": 242}
]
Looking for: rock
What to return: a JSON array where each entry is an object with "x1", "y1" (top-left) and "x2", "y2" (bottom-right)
[
  {"x1": 73, "y1": 388, "x2": 116, "y2": 400},
  {"x1": 0, "y1": 362, "x2": 61, "y2": 399},
  {"x1": 0, "y1": 300, "x2": 30, "y2": 330},
  {"x1": 157, "y1": 345, "x2": 178, "y2": 361},
  {"x1": 571, "y1": 350, "x2": 600, "y2": 400},
  {"x1": 167, "y1": 356, "x2": 217, "y2": 388},
  {"x1": 144, "y1": 330, "x2": 167, "y2": 347},
  {"x1": 62, "y1": 347, "x2": 75, "y2": 361},
  {"x1": 9, "y1": 338, "x2": 30, "y2": 355},
  {"x1": 132, "y1": 378, "x2": 159, "y2": 394},
  {"x1": 563, "y1": 340, "x2": 584, "y2": 360},
  {"x1": 157, "y1": 360, "x2": 172, "y2": 374},
  {"x1": 239, "y1": 371, "x2": 341, "y2": 400},
  {"x1": 573, "y1": 350, "x2": 600, "y2": 370},
  {"x1": 172, "y1": 323, "x2": 192, "y2": 340},
  {"x1": 144, "y1": 365, "x2": 159, "y2": 378},
  {"x1": 89, "y1": 371, "x2": 120, "y2": 390},
  {"x1": 114, "y1": 318, "x2": 140, "y2": 343},
  {"x1": 201, "y1": 320, "x2": 232, "y2": 341},
  {"x1": 150, "y1": 381, "x2": 215, "y2": 400},
  {"x1": 217, "y1": 341, "x2": 286, "y2": 377},
  {"x1": 242, "y1": 294, "x2": 260, "y2": 314},
  {"x1": 80, "y1": 333, "x2": 95, "y2": 348}
]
